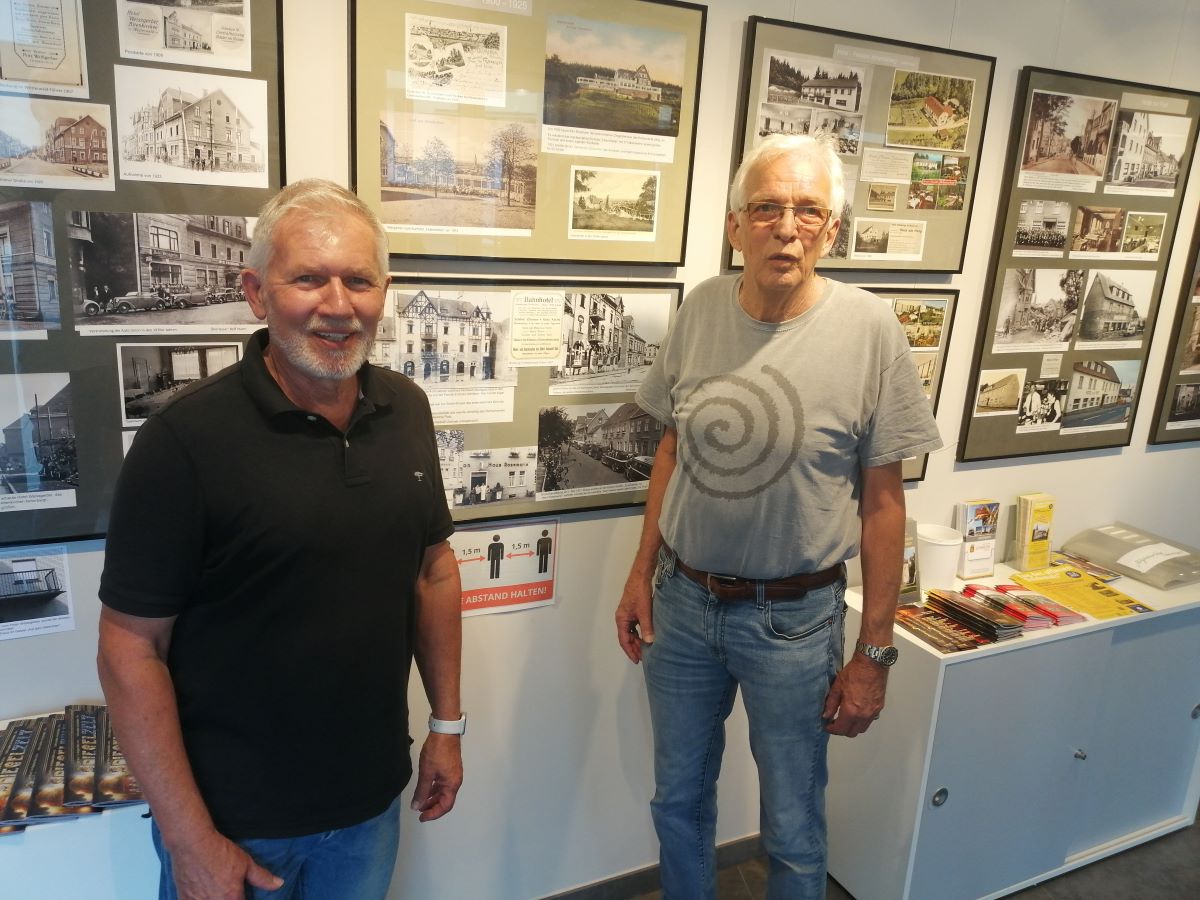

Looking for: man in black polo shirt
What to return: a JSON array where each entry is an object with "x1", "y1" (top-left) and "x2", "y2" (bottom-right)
[{"x1": 97, "y1": 180, "x2": 463, "y2": 900}]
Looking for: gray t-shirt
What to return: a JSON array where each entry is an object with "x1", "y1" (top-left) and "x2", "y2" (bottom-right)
[{"x1": 636, "y1": 274, "x2": 942, "y2": 579}]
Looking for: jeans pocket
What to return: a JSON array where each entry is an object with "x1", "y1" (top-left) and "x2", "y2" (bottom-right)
[{"x1": 764, "y1": 596, "x2": 835, "y2": 641}]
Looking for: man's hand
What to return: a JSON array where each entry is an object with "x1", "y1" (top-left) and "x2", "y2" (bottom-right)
[
  {"x1": 168, "y1": 829, "x2": 282, "y2": 900},
  {"x1": 822, "y1": 655, "x2": 887, "y2": 738},
  {"x1": 410, "y1": 732, "x2": 463, "y2": 822},
  {"x1": 615, "y1": 569, "x2": 654, "y2": 664}
]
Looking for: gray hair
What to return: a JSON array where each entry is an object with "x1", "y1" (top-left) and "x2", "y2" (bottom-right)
[
  {"x1": 728, "y1": 134, "x2": 846, "y2": 217},
  {"x1": 245, "y1": 179, "x2": 389, "y2": 280}
]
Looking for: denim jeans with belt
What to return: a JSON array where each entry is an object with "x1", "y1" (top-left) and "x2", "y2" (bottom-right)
[
  {"x1": 642, "y1": 548, "x2": 847, "y2": 900},
  {"x1": 153, "y1": 795, "x2": 401, "y2": 900}
]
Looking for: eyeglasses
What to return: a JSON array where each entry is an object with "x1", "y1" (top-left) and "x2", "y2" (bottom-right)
[{"x1": 743, "y1": 202, "x2": 833, "y2": 227}]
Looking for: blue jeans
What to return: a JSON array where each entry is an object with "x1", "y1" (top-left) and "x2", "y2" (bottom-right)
[
  {"x1": 643, "y1": 550, "x2": 846, "y2": 900},
  {"x1": 152, "y1": 796, "x2": 401, "y2": 900}
]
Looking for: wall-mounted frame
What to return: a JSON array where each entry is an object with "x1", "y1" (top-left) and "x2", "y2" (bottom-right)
[
  {"x1": 351, "y1": 0, "x2": 706, "y2": 266},
  {"x1": 382, "y1": 277, "x2": 682, "y2": 524},
  {"x1": 727, "y1": 16, "x2": 995, "y2": 274},
  {"x1": 958, "y1": 67, "x2": 1200, "y2": 463},
  {"x1": 0, "y1": 0, "x2": 285, "y2": 546},
  {"x1": 859, "y1": 287, "x2": 958, "y2": 482},
  {"x1": 1148, "y1": 220, "x2": 1200, "y2": 443}
]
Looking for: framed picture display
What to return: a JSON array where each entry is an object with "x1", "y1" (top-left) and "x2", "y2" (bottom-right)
[
  {"x1": 381, "y1": 277, "x2": 682, "y2": 524},
  {"x1": 865, "y1": 287, "x2": 958, "y2": 482},
  {"x1": 351, "y1": 0, "x2": 706, "y2": 266},
  {"x1": 0, "y1": 0, "x2": 285, "y2": 546},
  {"x1": 1148, "y1": 223, "x2": 1200, "y2": 443},
  {"x1": 958, "y1": 67, "x2": 1200, "y2": 463},
  {"x1": 727, "y1": 16, "x2": 995, "y2": 274}
]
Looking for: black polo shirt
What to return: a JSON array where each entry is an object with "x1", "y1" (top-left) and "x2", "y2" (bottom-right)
[{"x1": 101, "y1": 329, "x2": 454, "y2": 838}]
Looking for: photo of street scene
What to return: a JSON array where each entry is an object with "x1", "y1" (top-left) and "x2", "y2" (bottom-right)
[
  {"x1": 1061, "y1": 358, "x2": 1140, "y2": 432},
  {"x1": 379, "y1": 112, "x2": 537, "y2": 235},
  {"x1": 1168, "y1": 383, "x2": 1200, "y2": 423},
  {"x1": 1076, "y1": 268, "x2": 1155, "y2": 346},
  {"x1": 543, "y1": 16, "x2": 687, "y2": 139},
  {"x1": 1012, "y1": 199, "x2": 1071, "y2": 256},
  {"x1": 66, "y1": 210, "x2": 260, "y2": 336},
  {"x1": 854, "y1": 220, "x2": 890, "y2": 253},
  {"x1": 378, "y1": 285, "x2": 517, "y2": 387},
  {"x1": 117, "y1": 342, "x2": 242, "y2": 426},
  {"x1": 436, "y1": 430, "x2": 539, "y2": 511},
  {"x1": 911, "y1": 351, "x2": 936, "y2": 399},
  {"x1": 973, "y1": 369, "x2": 1024, "y2": 416},
  {"x1": 0, "y1": 200, "x2": 61, "y2": 337},
  {"x1": 1104, "y1": 111, "x2": 1188, "y2": 195},
  {"x1": 867, "y1": 184, "x2": 898, "y2": 210},
  {"x1": 0, "y1": 373, "x2": 76, "y2": 510},
  {"x1": 1069, "y1": 206, "x2": 1126, "y2": 254},
  {"x1": 114, "y1": 64, "x2": 268, "y2": 187},
  {"x1": 754, "y1": 51, "x2": 868, "y2": 155},
  {"x1": 118, "y1": 0, "x2": 251, "y2": 71},
  {"x1": 1120, "y1": 212, "x2": 1166, "y2": 256},
  {"x1": 907, "y1": 151, "x2": 967, "y2": 209},
  {"x1": 406, "y1": 13, "x2": 505, "y2": 108},
  {"x1": 0, "y1": 96, "x2": 112, "y2": 190},
  {"x1": 886, "y1": 69, "x2": 975, "y2": 152},
  {"x1": 0, "y1": 0, "x2": 87, "y2": 98},
  {"x1": 992, "y1": 268, "x2": 1083, "y2": 351},
  {"x1": 1016, "y1": 378, "x2": 1069, "y2": 432},
  {"x1": 570, "y1": 167, "x2": 658, "y2": 240},
  {"x1": 0, "y1": 546, "x2": 72, "y2": 639},
  {"x1": 1178, "y1": 304, "x2": 1200, "y2": 375},
  {"x1": 1020, "y1": 90, "x2": 1116, "y2": 187},
  {"x1": 550, "y1": 290, "x2": 671, "y2": 395},
  {"x1": 891, "y1": 297, "x2": 946, "y2": 348},
  {"x1": 537, "y1": 401, "x2": 658, "y2": 498}
]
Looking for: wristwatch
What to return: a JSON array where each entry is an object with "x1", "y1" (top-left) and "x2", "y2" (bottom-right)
[
  {"x1": 428, "y1": 713, "x2": 467, "y2": 735},
  {"x1": 855, "y1": 640, "x2": 899, "y2": 667}
]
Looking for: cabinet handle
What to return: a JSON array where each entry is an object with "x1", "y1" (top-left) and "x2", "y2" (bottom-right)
[
  {"x1": 1074, "y1": 749, "x2": 1088, "y2": 760},
  {"x1": 931, "y1": 788, "x2": 949, "y2": 807}
]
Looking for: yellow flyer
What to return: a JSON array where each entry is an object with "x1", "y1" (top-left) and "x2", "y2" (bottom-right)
[{"x1": 1012, "y1": 565, "x2": 1153, "y2": 620}]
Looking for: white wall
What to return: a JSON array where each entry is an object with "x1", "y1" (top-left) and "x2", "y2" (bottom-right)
[{"x1": 3, "y1": 2, "x2": 1199, "y2": 898}]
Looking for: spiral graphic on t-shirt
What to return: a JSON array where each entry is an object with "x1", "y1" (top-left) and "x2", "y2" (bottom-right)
[{"x1": 678, "y1": 366, "x2": 804, "y2": 499}]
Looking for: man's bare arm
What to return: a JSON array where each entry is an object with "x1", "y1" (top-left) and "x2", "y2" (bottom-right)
[{"x1": 410, "y1": 540, "x2": 464, "y2": 822}]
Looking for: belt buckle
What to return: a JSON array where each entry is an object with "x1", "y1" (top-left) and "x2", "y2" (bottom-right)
[{"x1": 707, "y1": 572, "x2": 743, "y2": 600}]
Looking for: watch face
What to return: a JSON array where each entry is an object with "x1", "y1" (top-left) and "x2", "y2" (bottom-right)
[{"x1": 880, "y1": 646, "x2": 899, "y2": 666}]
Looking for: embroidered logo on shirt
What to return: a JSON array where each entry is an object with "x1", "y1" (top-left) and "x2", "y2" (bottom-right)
[
  {"x1": 413, "y1": 471, "x2": 425, "y2": 481},
  {"x1": 677, "y1": 366, "x2": 803, "y2": 500}
]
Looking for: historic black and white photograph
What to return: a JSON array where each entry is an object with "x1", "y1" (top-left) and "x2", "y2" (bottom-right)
[
  {"x1": 972, "y1": 369, "x2": 1024, "y2": 416},
  {"x1": 1104, "y1": 111, "x2": 1189, "y2": 196},
  {"x1": 543, "y1": 14, "x2": 687, "y2": 160},
  {"x1": 891, "y1": 297, "x2": 946, "y2": 348},
  {"x1": 886, "y1": 69, "x2": 975, "y2": 152},
  {"x1": 118, "y1": 0, "x2": 251, "y2": 72},
  {"x1": 1060, "y1": 358, "x2": 1140, "y2": 432},
  {"x1": 853, "y1": 219, "x2": 890, "y2": 254},
  {"x1": 1075, "y1": 268, "x2": 1155, "y2": 347},
  {"x1": 379, "y1": 112, "x2": 538, "y2": 236},
  {"x1": 1068, "y1": 205, "x2": 1126, "y2": 256},
  {"x1": 992, "y1": 268, "x2": 1083, "y2": 352},
  {"x1": 114, "y1": 64, "x2": 268, "y2": 187},
  {"x1": 0, "y1": 200, "x2": 62, "y2": 338},
  {"x1": 405, "y1": 13, "x2": 505, "y2": 108},
  {"x1": 1119, "y1": 212, "x2": 1166, "y2": 257},
  {"x1": 0, "y1": 0, "x2": 88, "y2": 97},
  {"x1": 66, "y1": 210, "x2": 260, "y2": 336},
  {"x1": 0, "y1": 372, "x2": 76, "y2": 513},
  {"x1": 1015, "y1": 378, "x2": 1069, "y2": 432},
  {"x1": 1178, "y1": 303, "x2": 1200, "y2": 375},
  {"x1": 550, "y1": 290, "x2": 671, "y2": 394},
  {"x1": 1019, "y1": 90, "x2": 1116, "y2": 190},
  {"x1": 570, "y1": 166, "x2": 658, "y2": 241},
  {"x1": 0, "y1": 546, "x2": 74, "y2": 640},
  {"x1": 754, "y1": 50, "x2": 869, "y2": 155},
  {"x1": 379, "y1": 285, "x2": 518, "y2": 388},
  {"x1": 0, "y1": 96, "x2": 112, "y2": 190},
  {"x1": 867, "y1": 183, "x2": 898, "y2": 211},
  {"x1": 1012, "y1": 198, "x2": 1071, "y2": 257},
  {"x1": 537, "y1": 401, "x2": 658, "y2": 498},
  {"x1": 906, "y1": 151, "x2": 967, "y2": 210},
  {"x1": 116, "y1": 342, "x2": 242, "y2": 426},
  {"x1": 436, "y1": 430, "x2": 539, "y2": 511},
  {"x1": 1168, "y1": 382, "x2": 1200, "y2": 423}
]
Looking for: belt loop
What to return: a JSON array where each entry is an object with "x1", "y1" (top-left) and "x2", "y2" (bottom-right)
[{"x1": 755, "y1": 579, "x2": 765, "y2": 609}]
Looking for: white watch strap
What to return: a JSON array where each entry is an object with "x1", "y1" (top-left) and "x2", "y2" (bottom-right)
[{"x1": 428, "y1": 713, "x2": 467, "y2": 735}]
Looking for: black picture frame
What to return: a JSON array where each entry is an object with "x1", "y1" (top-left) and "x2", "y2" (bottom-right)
[{"x1": 1148, "y1": 219, "x2": 1200, "y2": 444}]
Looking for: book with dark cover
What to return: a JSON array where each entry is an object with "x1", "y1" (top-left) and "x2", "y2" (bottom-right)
[
  {"x1": 0, "y1": 717, "x2": 42, "y2": 823},
  {"x1": 64, "y1": 704, "x2": 103, "y2": 807},
  {"x1": 94, "y1": 707, "x2": 144, "y2": 807},
  {"x1": 31, "y1": 714, "x2": 88, "y2": 822}
]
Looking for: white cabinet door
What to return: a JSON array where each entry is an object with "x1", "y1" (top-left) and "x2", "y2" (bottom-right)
[{"x1": 908, "y1": 631, "x2": 1110, "y2": 900}]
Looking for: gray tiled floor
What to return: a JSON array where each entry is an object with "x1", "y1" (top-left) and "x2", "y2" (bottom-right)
[{"x1": 629, "y1": 803, "x2": 1200, "y2": 899}]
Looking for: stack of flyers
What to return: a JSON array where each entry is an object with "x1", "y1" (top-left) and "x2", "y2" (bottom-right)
[
  {"x1": 925, "y1": 589, "x2": 1024, "y2": 641},
  {"x1": 994, "y1": 584, "x2": 1086, "y2": 625},
  {"x1": 962, "y1": 584, "x2": 1053, "y2": 629},
  {"x1": 895, "y1": 604, "x2": 984, "y2": 653},
  {"x1": 1049, "y1": 550, "x2": 1122, "y2": 583},
  {"x1": 93, "y1": 709, "x2": 144, "y2": 807}
]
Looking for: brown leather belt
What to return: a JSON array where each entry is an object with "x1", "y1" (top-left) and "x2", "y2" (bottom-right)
[{"x1": 672, "y1": 554, "x2": 845, "y2": 602}]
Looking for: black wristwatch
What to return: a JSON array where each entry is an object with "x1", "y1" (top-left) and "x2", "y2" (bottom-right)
[{"x1": 855, "y1": 640, "x2": 899, "y2": 667}]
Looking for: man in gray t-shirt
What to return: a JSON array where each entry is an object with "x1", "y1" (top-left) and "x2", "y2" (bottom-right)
[{"x1": 615, "y1": 134, "x2": 941, "y2": 899}]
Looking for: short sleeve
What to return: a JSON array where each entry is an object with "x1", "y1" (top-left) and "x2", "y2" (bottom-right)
[{"x1": 859, "y1": 344, "x2": 943, "y2": 467}]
